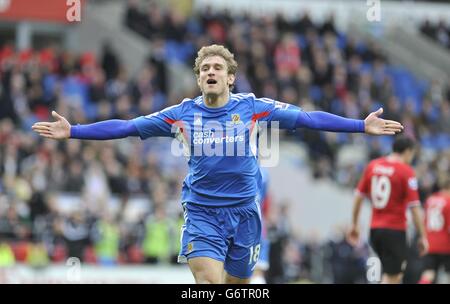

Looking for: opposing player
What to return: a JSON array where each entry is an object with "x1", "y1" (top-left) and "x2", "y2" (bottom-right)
[
  {"x1": 349, "y1": 136, "x2": 428, "y2": 284},
  {"x1": 419, "y1": 178, "x2": 450, "y2": 284},
  {"x1": 33, "y1": 44, "x2": 403, "y2": 284}
]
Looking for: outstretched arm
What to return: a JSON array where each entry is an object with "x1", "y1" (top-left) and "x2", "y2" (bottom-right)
[
  {"x1": 296, "y1": 108, "x2": 403, "y2": 135},
  {"x1": 32, "y1": 111, "x2": 139, "y2": 140},
  {"x1": 348, "y1": 193, "x2": 364, "y2": 246}
]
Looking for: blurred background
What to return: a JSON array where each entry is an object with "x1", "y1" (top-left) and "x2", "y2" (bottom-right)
[{"x1": 0, "y1": 0, "x2": 449, "y2": 283}]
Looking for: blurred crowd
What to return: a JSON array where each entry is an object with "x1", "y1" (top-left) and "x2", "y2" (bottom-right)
[
  {"x1": 420, "y1": 18, "x2": 450, "y2": 50},
  {"x1": 0, "y1": 1, "x2": 449, "y2": 283},
  {"x1": 0, "y1": 26, "x2": 188, "y2": 267}
]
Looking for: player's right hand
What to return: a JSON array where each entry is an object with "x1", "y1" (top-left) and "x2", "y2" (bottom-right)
[
  {"x1": 32, "y1": 111, "x2": 71, "y2": 139},
  {"x1": 347, "y1": 225, "x2": 360, "y2": 247}
]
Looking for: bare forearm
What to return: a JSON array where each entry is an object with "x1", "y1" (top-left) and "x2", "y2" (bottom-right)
[
  {"x1": 411, "y1": 206, "x2": 426, "y2": 238},
  {"x1": 352, "y1": 195, "x2": 364, "y2": 226}
]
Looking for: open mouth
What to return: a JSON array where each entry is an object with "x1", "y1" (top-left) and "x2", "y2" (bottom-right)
[{"x1": 207, "y1": 79, "x2": 217, "y2": 84}]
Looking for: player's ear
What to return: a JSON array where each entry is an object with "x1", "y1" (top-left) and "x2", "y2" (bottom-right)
[
  {"x1": 196, "y1": 75, "x2": 201, "y2": 88},
  {"x1": 228, "y1": 74, "x2": 235, "y2": 88}
]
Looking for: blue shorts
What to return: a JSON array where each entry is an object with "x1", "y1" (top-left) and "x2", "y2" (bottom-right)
[{"x1": 178, "y1": 201, "x2": 262, "y2": 279}]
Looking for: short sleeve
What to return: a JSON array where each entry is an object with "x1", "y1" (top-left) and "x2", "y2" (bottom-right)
[{"x1": 405, "y1": 169, "x2": 420, "y2": 207}]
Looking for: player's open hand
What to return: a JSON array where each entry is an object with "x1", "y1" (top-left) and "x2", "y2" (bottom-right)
[
  {"x1": 364, "y1": 108, "x2": 403, "y2": 135},
  {"x1": 32, "y1": 111, "x2": 71, "y2": 139}
]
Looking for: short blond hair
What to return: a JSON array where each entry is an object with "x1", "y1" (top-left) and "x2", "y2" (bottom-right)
[{"x1": 193, "y1": 44, "x2": 238, "y2": 89}]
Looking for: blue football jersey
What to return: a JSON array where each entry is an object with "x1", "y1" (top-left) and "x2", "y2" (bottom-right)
[
  {"x1": 257, "y1": 167, "x2": 269, "y2": 205},
  {"x1": 132, "y1": 93, "x2": 300, "y2": 206}
]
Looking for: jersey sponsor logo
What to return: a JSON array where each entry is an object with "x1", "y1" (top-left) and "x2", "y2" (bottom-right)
[{"x1": 192, "y1": 129, "x2": 244, "y2": 145}]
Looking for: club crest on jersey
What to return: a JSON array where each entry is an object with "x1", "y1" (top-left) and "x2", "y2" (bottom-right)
[{"x1": 231, "y1": 113, "x2": 242, "y2": 125}]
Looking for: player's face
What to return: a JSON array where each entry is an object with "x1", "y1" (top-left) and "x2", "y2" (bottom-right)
[{"x1": 197, "y1": 55, "x2": 235, "y2": 97}]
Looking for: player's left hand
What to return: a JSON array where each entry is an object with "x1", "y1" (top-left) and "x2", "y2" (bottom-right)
[
  {"x1": 364, "y1": 108, "x2": 403, "y2": 135},
  {"x1": 417, "y1": 237, "x2": 429, "y2": 257}
]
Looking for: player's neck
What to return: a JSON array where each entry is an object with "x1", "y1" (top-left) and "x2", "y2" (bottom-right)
[
  {"x1": 387, "y1": 153, "x2": 406, "y2": 164},
  {"x1": 203, "y1": 92, "x2": 230, "y2": 108}
]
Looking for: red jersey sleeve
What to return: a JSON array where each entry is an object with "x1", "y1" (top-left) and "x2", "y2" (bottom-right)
[
  {"x1": 405, "y1": 168, "x2": 420, "y2": 207},
  {"x1": 445, "y1": 200, "x2": 450, "y2": 234}
]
